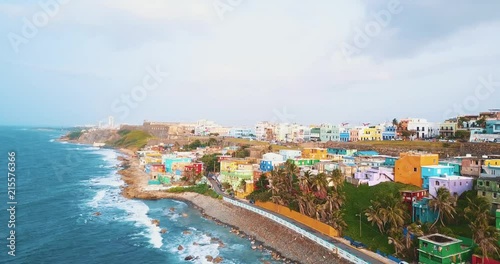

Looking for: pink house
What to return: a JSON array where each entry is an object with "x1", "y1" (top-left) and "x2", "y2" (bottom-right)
[
  {"x1": 354, "y1": 167, "x2": 394, "y2": 186},
  {"x1": 428, "y1": 176, "x2": 473, "y2": 198}
]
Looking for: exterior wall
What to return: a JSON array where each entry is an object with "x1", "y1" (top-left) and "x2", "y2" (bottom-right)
[
  {"x1": 485, "y1": 159, "x2": 500, "y2": 166},
  {"x1": 421, "y1": 165, "x2": 456, "y2": 189},
  {"x1": 302, "y1": 148, "x2": 328, "y2": 160},
  {"x1": 354, "y1": 167, "x2": 394, "y2": 186},
  {"x1": 319, "y1": 124, "x2": 340, "y2": 142},
  {"x1": 395, "y1": 153, "x2": 439, "y2": 187},
  {"x1": 461, "y1": 158, "x2": 485, "y2": 177},
  {"x1": 413, "y1": 198, "x2": 438, "y2": 224},
  {"x1": 359, "y1": 127, "x2": 382, "y2": 141},
  {"x1": 279, "y1": 150, "x2": 302, "y2": 161},
  {"x1": 418, "y1": 234, "x2": 471, "y2": 264},
  {"x1": 428, "y1": 177, "x2": 473, "y2": 198},
  {"x1": 486, "y1": 120, "x2": 500, "y2": 134},
  {"x1": 477, "y1": 177, "x2": 500, "y2": 208},
  {"x1": 384, "y1": 157, "x2": 398, "y2": 167},
  {"x1": 382, "y1": 126, "x2": 396, "y2": 140},
  {"x1": 349, "y1": 129, "x2": 360, "y2": 142}
]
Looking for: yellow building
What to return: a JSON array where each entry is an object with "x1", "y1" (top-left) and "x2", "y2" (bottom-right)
[
  {"x1": 302, "y1": 148, "x2": 328, "y2": 160},
  {"x1": 359, "y1": 127, "x2": 382, "y2": 141},
  {"x1": 485, "y1": 159, "x2": 500, "y2": 167},
  {"x1": 395, "y1": 152, "x2": 439, "y2": 187}
]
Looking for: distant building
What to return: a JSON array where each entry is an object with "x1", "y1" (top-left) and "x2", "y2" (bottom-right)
[
  {"x1": 354, "y1": 167, "x2": 394, "y2": 186},
  {"x1": 461, "y1": 157, "x2": 485, "y2": 177},
  {"x1": 421, "y1": 165, "x2": 456, "y2": 189},
  {"x1": 319, "y1": 124, "x2": 340, "y2": 142},
  {"x1": 413, "y1": 197, "x2": 438, "y2": 224},
  {"x1": 279, "y1": 149, "x2": 302, "y2": 161},
  {"x1": 382, "y1": 125, "x2": 396, "y2": 140},
  {"x1": 302, "y1": 148, "x2": 328, "y2": 160},
  {"x1": 439, "y1": 121, "x2": 457, "y2": 138}
]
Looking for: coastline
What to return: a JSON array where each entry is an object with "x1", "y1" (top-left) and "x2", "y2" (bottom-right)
[{"x1": 116, "y1": 148, "x2": 347, "y2": 264}]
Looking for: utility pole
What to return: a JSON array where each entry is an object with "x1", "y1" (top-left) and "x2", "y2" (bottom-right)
[{"x1": 355, "y1": 213, "x2": 362, "y2": 237}]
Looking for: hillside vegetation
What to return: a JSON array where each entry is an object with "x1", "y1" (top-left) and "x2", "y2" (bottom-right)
[{"x1": 107, "y1": 129, "x2": 152, "y2": 150}]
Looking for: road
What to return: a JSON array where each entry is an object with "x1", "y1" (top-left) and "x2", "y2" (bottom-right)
[{"x1": 206, "y1": 174, "x2": 388, "y2": 264}]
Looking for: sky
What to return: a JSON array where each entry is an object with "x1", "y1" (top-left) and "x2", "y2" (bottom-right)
[{"x1": 1, "y1": 0, "x2": 500, "y2": 127}]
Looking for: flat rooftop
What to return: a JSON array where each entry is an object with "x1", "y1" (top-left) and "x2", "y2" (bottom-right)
[
  {"x1": 421, "y1": 165, "x2": 454, "y2": 169},
  {"x1": 419, "y1": 234, "x2": 461, "y2": 246},
  {"x1": 428, "y1": 176, "x2": 473, "y2": 180}
]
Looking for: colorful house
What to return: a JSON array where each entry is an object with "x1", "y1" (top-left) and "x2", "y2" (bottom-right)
[
  {"x1": 382, "y1": 125, "x2": 397, "y2": 140},
  {"x1": 145, "y1": 163, "x2": 165, "y2": 174},
  {"x1": 163, "y1": 157, "x2": 192, "y2": 173},
  {"x1": 395, "y1": 152, "x2": 439, "y2": 187},
  {"x1": 401, "y1": 189, "x2": 427, "y2": 213},
  {"x1": 477, "y1": 176, "x2": 500, "y2": 211},
  {"x1": 339, "y1": 130, "x2": 350, "y2": 142},
  {"x1": 349, "y1": 129, "x2": 360, "y2": 142},
  {"x1": 418, "y1": 234, "x2": 472, "y2": 264},
  {"x1": 319, "y1": 124, "x2": 340, "y2": 142},
  {"x1": 383, "y1": 156, "x2": 399, "y2": 167},
  {"x1": 438, "y1": 161, "x2": 462, "y2": 176},
  {"x1": 290, "y1": 158, "x2": 320, "y2": 166},
  {"x1": 353, "y1": 167, "x2": 394, "y2": 186},
  {"x1": 413, "y1": 197, "x2": 438, "y2": 224},
  {"x1": 485, "y1": 159, "x2": 500, "y2": 167},
  {"x1": 260, "y1": 153, "x2": 285, "y2": 172},
  {"x1": 327, "y1": 148, "x2": 357, "y2": 156},
  {"x1": 359, "y1": 127, "x2": 382, "y2": 141},
  {"x1": 421, "y1": 165, "x2": 456, "y2": 189},
  {"x1": 461, "y1": 157, "x2": 485, "y2": 177},
  {"x1": 184, "y1": 163, "x2": 203, "y2": 175},
  {"x1": 302, "y1": 148, "x2": 328, "y2": 160},
  {"x1": 220, "y1": 159, "x2": 253, "y2": 187},
  {"x1": 279, "y1": 149, "x2": 302, "y2": 161},
  {"x1": 354, "y1": 150, "x2": 379, "y2": 157},
  {"x1": 428, "y1": 176, "x2": 473, "y2": 198}
]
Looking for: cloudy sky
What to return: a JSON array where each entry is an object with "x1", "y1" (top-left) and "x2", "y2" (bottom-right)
[{"x1": 1, "y1": 0, "x2": 499, "y2": 127}]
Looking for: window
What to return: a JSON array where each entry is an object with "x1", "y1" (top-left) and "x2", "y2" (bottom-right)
[
  {"x1": 454, "y1": 182, "x2": 456, "y2": 186},
  {"x1": 423, "y1": 242, "x2": 428, "y2": 247},
  {"x1": 435, "y1": 181, "x2": 440, "y2": 186},
  {"x1": 460, "y1": 182, "x2": 462, "y2": 186},
  {"x1": 494, "y1": 193, "x2": 497, "y2": 199},
  {"x1": 414, "y1": 168, "x2": 418, "y2": 172},
  {"x1": 486, "y1": 181, "x2": 490, "y2": 187},
  {"x1": 479, "y1": 181, "x2": 483, "y2": 186},
  {"x1": 483, "y1": 192, "x2": 486, "y2": 196}
]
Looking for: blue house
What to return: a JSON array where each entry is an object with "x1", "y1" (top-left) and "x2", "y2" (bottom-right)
[
  {"x1": 343, "y1": 156, "x2": 356, "y2": 165},
  {"x1": 438, "y1": 161, "x2": 462, "y2": 175},
  {"x1": 413, "y1": 198, "x2": 438, "y2": 224},
  {"x1": 354, "y1": 150, "x2": 379, "y2": 157},
  {"x1": 382, "y1": 126, "x2": 397, "y2": 140},
  {"x1": 328, "y1": 148, "x2": 347, "y2": 155},
  {"x1": 383, "y1": 156, "x2": 399, "y2": 167},
  {"x1": 421, "y1": 165, "x2": 456, "y2": 189},
  {"x1": 340, "y1": 132, "x2": 350, "y2": 142},
  {"x1": 486, "y1": 120, "x2": 500, "y2": 134},
  {"x1": 260, "y1": 160, "x2": 273, "y2": 172}
]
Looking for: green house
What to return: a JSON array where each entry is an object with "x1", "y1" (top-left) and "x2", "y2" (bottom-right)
[
  {"x1": 418, "y1": 234, "x2": 472, "y2": 264},
  {"x1": 476, "y1": 177, "x2": 500, "y2": 211},
  {"x1": 290, "y1": 159, "x2": 320, "y2": 166}
]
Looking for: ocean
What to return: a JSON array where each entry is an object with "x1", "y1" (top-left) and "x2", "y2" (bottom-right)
[{"x1": 0, "y1": 127, "x2": 279, "y2": 264}]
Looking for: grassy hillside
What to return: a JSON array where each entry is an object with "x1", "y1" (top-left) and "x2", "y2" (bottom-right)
[
  {"x1": 342, "y1": 182, "x2": 421, "y2": 254},
  {"x1": 107, "y1": 129, "x2": 152, "y2": 150}
]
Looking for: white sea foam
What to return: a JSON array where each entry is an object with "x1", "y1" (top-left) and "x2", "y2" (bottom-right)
[
  {"x1": 49, "y1": 139, "x2": 55, "y2": 142},
  {"x1": 85, "y1": 149, "x2": 163, "y2": 249},
  {"x1": 178, "y1": 233, "x2": 221, "y2": 264}
]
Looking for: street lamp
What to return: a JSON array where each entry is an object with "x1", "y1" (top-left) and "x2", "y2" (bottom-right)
[{"x1": 355, "y1": 213, "x2": 362, "y2": 237}]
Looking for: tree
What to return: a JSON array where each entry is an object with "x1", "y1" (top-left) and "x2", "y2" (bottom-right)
[
  {"x1": 365, "y1": 201, "x2": 385, "y2": 233},
  {"x1": 454, "y1": 130, "x2": 471, "y2": 141},
  {"x1": 327, "y1": 169, "x2": 344, "y2": 192},
  {"x1": 255, "y1": 175, "x2": 269, "y2": 190},
  {"x1": 465, "y1": 196, "x2": 500, "y2": 262},
  {"x1": 476, "y1": 117, "x2": 487, "y2": 128},
  {"x1": 428, "y1": 188, "x2": 457, "y2": 229},
  {"x1": 200, "y1": 154, "x2": 220, "y2": 173},
  {"x1": 392, "y1": 118, "x2": 398, "y2": 126},
  {"x1": 207, "y1": 138, "x2": 218, "y2": 146}
]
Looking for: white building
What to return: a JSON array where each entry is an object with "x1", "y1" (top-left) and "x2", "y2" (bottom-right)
[
  {"x1": 428, "y1": 176, "x2": 473, "y2": 198},
  {"x1": 279, "y1": 149, "x2": 302, "y2": 161},
  {"x1": 407, "y1": 118, "x2": 440, "y2": 139},
  {"x1": 255, "y1": 121, "x2": 273, "y2": 141},
  {"x1": 354, "y1": 167, "x2": 395, "y2": 186}
]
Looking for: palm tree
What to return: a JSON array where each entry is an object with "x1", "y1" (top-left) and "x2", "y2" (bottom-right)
[
  {"x1": 465, "y1": 196, "x2": 500, "y2": 262},
  {"x1": 392, "y1": 118, "x2": 398, "y2": 126},
  {"x1": 405, "y1": 223, "x2": 423, "y2": 253},
  {"x1": 428, "y1": 188, "x2": 457, "y2": 229},
  {"x1": 327, "y1": 169, "x2": 344, "y2": 192},
  {"x1": 298, "y1": 171, "x2": 312, "y2": 194},
  {"x1": 311, "y1": 173, "x2": 328, "y2": 199},
  {"x1": 388, "y1": 235, "x2": 405, "y2": 256},
  {"x1": 381, "y1": 193, "x2": 409, "y2": 232},
  {"x1": 327, "y1": 210, "x2": 347, "y2": 236},
  {"x1": 365, "y1": 202, "x2": 385, "y2": 233}
]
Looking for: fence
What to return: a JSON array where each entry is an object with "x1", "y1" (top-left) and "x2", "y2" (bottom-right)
[{"x1": 223, "y1": 197, "x2": 371, "y2": 264}]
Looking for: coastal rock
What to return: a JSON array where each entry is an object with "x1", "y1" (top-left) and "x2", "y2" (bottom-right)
[
  {"x1": 170, "y1": 207, "x2": 176, "y2": 212},
  {"x1": 94, "y1": 212, "x2": 101, "y2": 216},
  {"x1": 151, "y1": 219, "x2": 160, "y2": 226},
  {"x1": 252, "y1": 246, "x2": 257, "y2": 250},
  {"x1": 177, "y1": 245, "x2": 184, "y2": 250},
  {"x1": 160, "y1": 228, "x2": 167, "y2": 234},
  {"x1": 218, "y1": 242, "x2": 225, "y2": 248},
  {"x1": 193, "y1": 242, "x2": 198, "y2": 246},
  {"x1": 182, "y1": 213, "x2": 188, "y2": 217},
  {"x1": 213, "y1": 256, "x2": 223, "y2": 263},
  {"x1": 184, "y1": 255, "x2": 194, "y2": 261},
  {"x1": 183, "y1": 230, "x2": 191, "y2": 235},
  {"x1": 205, "y1": 255, "x2": 214, "y2": 262}
]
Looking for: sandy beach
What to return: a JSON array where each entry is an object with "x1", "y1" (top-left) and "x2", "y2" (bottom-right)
[{"x1": 117, "y1": 148, "x2": 348, "y2": 264}]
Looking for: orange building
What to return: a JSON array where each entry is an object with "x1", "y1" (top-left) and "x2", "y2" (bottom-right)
[
  {"x1": 395, "y1": 152, "x2": 439, "y2": 187},
  {"x1": 302, "y1": 148, "x2": 328, "y2": 160}
]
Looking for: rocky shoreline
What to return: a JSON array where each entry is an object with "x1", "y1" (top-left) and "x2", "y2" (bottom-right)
[{"x1": 116, "y1": 148, "x2": 347, "y2": 264}]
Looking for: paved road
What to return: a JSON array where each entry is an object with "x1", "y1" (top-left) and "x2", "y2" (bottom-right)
[{"x1": 206, "y1": 175, "x2": 388, "y2": 264}]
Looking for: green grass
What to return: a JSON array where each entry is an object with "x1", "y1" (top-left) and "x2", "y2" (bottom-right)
[
  {"x1": 68, "y1": 131, "x2": 83, "y2": 140},
  {"x1": 107, "y1": 129, "x2": 151, "y2": 150},
  {"x1": 342, "y1": 182, "x2": 421, "y2": 254},
  {"x1": 167, "y1": 183, "x2": 221, "y2": 199},
  {"x1": 348, "y1": 140, "x2": 461, "y2": 149}
]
